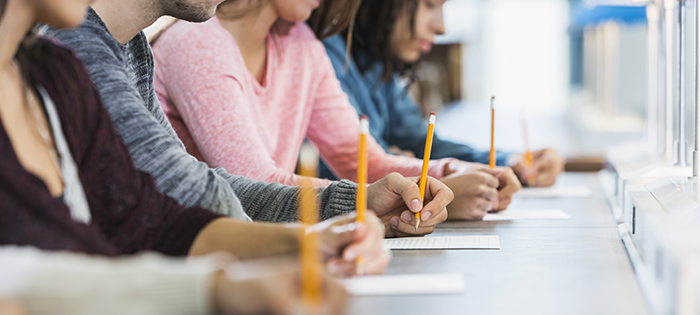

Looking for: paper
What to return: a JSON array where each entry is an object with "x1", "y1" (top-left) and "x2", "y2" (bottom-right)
[
  {"x1": 516, "y1": 185, "x2": 592, "y2": 198},
  {"x1": 483, "y1": 208, "x2": 571, "y2": 221},
  {"x1": 382, "y1": 235, "x2": 499, "y2": 250},
  {"x1": 340, "y1": 273, "x2": 465, "y2": 296}
]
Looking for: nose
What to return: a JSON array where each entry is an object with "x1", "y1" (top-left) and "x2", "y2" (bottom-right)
[{"x1": 433, "y1": 9, "x2": 445, "y2": 35}]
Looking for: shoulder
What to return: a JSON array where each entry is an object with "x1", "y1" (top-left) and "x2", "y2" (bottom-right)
[
  {"x1": 156, "y1": 18, "x2": 231, "y2": 54},
  {"x1": 274, "y1": 22, "x2": 327, "y2": 56}
]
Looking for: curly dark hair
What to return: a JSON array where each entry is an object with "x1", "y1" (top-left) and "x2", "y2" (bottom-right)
[{"x1": 344, "y1": 0, "x2": 419, "y2": 81}]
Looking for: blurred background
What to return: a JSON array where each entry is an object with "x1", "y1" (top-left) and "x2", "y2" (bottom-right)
[{"x1": 413, "y1": 0, "x2": 657, "y2": 170}]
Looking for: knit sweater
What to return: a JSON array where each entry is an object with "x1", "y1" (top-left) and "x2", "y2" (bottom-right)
[
  {"x1": 0, "y1": 37, "x2": 221, "y2": 256},
  {"x1": 46, "y1": 9, "x2": 357, "y2": 223},
  {"x1": 0, "y1": 246, "x2": 218, "y2": 315},
  {"x1": 152, "y1": 18, "x2": 454, "y2": 188}
]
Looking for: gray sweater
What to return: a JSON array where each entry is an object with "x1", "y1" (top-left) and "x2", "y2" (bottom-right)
[{"x1": 45, "y1": 9, "x2": 357, "y2": 222}]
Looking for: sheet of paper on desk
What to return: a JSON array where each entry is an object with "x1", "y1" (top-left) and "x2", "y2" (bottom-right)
[
  {"x1": 383, "y1": 235, "x2": 500, "y2": 250},
  {"x1": 483, "y1": 208, "x2": 571, "y2": 221},
  {"x1": 340, "y1": 273, "x2": 465, "y2": 296},
  {"x1": 516, "y1": 185, "x2": 592, "y2": 198}
]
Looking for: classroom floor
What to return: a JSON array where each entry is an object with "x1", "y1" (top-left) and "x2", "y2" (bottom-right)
[{"x1": 347, "y1": 172, "x2": 649, "y2": 315}]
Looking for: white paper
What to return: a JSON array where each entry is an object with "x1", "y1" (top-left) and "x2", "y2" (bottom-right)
[
  {"x1": 516, "y1": 185, "x2": 592, "y2": 198},
  {"x1": 340, "y1": 273, "x2": 465, "y2": 296},
  {"x1": 382, "y1": 235, "x2": 499, "y2": 250},
  {"x1": 483, "y1": 208, "x2": 571, "y2": 221}
]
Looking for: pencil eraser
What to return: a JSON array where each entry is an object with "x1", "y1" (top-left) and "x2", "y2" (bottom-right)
[
  {"x1": 430, "y1": 112, "x2": 436, "y2": 116},
  {"x1": 360, "y1": 114, "x2": 368, "y2": 120}
]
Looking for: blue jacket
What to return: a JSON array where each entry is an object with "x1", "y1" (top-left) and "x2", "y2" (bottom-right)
[{"x1": 319, "y1": 35, "x2": 509, "y2": 179}]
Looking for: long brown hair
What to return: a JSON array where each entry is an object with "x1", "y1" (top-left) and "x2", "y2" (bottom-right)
[{"x1": 344, "y1": 0, "x2": 419, "y2": 80}]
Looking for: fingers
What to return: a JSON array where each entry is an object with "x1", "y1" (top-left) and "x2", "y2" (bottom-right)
[
  {"x1": 420, "y1": 176, "x2": 453, "y2": 217},
  {"x1": 390, "y1": 212, "x2": 438, "y2": 236},
  {"x1": 316, "y1": 214, "x2": 363, "y2": 257},
  {"x1": 334, "y1": 213, "x2": 389, "y2": 276},
  {"x1": 381, "y1": 173, "x2": 425, "y2": 213}
]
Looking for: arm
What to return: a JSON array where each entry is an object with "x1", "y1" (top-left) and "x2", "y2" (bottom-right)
[
  {"x1": 46, "y1": 25, "x2": 249, "y2": 220},
  {"x1": 221, "y1": 171, "x2": 357, "y2": 222},
  {"x1": 384, "y1": 80, "x2": 511, "y2": 166},
  {"x1": 0, "y1": 246, "x2": 218, "y2": 315},
  {"x1": 306, "y1": 48, "x2": 454, "y2": 183}
]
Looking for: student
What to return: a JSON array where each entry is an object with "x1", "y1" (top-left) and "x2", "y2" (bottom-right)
[
  {"x1": 46, "y1": 0, "x2": 452, "y2": 237},
  {"x1": 152, "y1": 0, "x2": 520, "y2": 221},
  {"x1": 0, "y1": 0, "x2": 346, "y2": 313},
  {"x1": 319, "y1": 0, "x2": 566, "y2": 188}
]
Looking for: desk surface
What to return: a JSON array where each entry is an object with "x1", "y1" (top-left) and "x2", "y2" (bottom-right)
[{"x1": 348, "y1": 172, "x2": 648, "y2": 315}]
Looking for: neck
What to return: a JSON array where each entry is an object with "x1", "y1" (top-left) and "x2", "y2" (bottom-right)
[
  {"x1": 0, "y1": 0, "x2": 35, "y2": 71},
  {"x1": 91, "y1": 0, "x2": 161, "y2": 44},
  {"x1": 216, "y1": 4, "x2": 278, "y2": 59}
]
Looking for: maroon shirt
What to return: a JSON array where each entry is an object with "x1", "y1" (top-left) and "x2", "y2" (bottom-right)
[{"x1": 0, "y1": 38, "x2": 222, "y2": 256}]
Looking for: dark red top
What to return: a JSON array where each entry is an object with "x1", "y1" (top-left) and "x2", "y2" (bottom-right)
[{"x1": 0, "y1": 38, "x2": 222, "y2": 256}]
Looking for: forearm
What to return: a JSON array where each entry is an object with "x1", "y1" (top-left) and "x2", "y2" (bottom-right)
[
  {"x1": 188, "y1": 218, "x2": 302, "y2": 260},
  {"x1": 220, "y1": 170, "x2": 357, "y2": 223},
  {"x1": 0, "y1": 247, "x2": 218, "y2": 315}
]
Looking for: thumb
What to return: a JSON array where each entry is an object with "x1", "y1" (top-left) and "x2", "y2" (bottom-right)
[{"x1": 386, "y1": 173, "x2": 424, "y2": 214}]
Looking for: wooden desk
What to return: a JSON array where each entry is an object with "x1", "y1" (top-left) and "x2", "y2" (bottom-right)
[{"x1": 348, "y1": 172, "x2": 648, "y2": 315}]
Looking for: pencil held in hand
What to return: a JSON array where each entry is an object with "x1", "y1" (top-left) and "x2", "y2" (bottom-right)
[
  {"x1": 416, "y1": 112, "x2": 436, "y2": 231},
  {"x1": 299, "y1": 144, "x2": 322, "y2": 309},
  {"x1": 489, "y1": 96, "x2": 496, "y2": 169},
  {"x1": 356, "y1": 116, "x2": 369, "y2": 275}
]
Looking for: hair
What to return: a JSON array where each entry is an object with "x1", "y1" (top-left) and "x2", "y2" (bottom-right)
[{"x1": 344, "y1": 0, "x2": 419, "y2": 81}]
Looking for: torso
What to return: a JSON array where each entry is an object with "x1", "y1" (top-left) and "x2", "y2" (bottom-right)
[{"x1": 0, "y1": 61, "x2": 63, "y2": 197}]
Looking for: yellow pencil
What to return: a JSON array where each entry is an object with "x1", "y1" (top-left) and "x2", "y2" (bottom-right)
[
  {"x1": 415, "y1": 112, "x2": 436, "y2": 231},
  {"x1": 298, "y1": 144, "x2": 322, "y2": 309},
  {"x1": 522, "y1": 113, "x2": 535, "y2": 185},
  {"x1": 355, "y1": 115, "x2": 369, "y2": 275},
  {"x1": 489, "y1": 96, "x2": 496, "y2": 169}
]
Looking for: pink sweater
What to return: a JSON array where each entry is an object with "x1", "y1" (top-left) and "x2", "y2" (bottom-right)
[{"x1": 153, "y1": 17, "x2": 453, "y2": 187}]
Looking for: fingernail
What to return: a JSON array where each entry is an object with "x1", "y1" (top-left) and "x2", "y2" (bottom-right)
[
  {"x1": 344, "y1": 250, "x2": 356, "y2": 260},
  {"x1": 411, "y1": 199, "x2": 422, "y2": 212},
  {"x1": 422, "y1": 211, "x2": 432, "y2": 221},
  {"x1": 390, "y1": 217, "x2": 399, "y2": 227},
  {"x1": 400, "y1": 211, "x2": 412, "y2": 223}
]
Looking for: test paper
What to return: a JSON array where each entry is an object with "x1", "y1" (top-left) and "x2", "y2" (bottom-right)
[
  {"x1": 340, "y1": 273, "x2": 465, "y2": 296},
  {"x1": 516, "y1": 185, "x2": 592, "y2": 198},
  {"x1": 483, "y1": 208, "x2": 571, "y2": 221},
  {"x1": 383, "y1": 235, "x2": 500, "y2": 250}
]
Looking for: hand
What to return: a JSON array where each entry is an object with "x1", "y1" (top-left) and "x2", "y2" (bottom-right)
[
  {"x1": 216, "y1": 258, "x2": 347, "y2": 315},
  {"x1": 0, "y1": 299, "x2": 27, "y2": 315},
  {"x1": 366, "y1": 173, "x2": 453, "y2": 237},
  {"x1": 444, "y1": 161, "x2": 521, "y2": 212},
  {"x1": 310, "y1": 212, "x2": 390, "y2": 277},
  {"x1": 509, "y1": 148, "x2": 565, "y2": 187},
  {"x1": 440, "y1": 170, "x2": 497, "y2": 220}
]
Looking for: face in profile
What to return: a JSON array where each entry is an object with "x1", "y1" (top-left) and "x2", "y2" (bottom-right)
[
  {"x1": 32, "y1": 0, "x2": 93, "y2": 28},
  {"x1": 272, "y1": 0, "x2": 320, "y2": 23},
  {"x1": 390, "y1": 0, "x2": 446, "y2": 63}
]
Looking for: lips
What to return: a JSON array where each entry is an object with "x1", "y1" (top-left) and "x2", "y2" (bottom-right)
[{"x1": 418, "y1": 40, "x2": 433, "y2": 53}]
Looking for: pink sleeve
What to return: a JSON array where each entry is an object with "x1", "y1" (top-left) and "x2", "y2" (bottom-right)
[
  {"x1": 306, "y1": 45, "x2": 454, "y2": 183},
  {"x1": 155, "y1": 29, "x2": 332, "y2": 187}
]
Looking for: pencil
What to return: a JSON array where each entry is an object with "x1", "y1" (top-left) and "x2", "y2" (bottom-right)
[
  {"x1": 522, "y1": 113, "x2": 535, "y2": 185},
  {"x1": 355, "y1": 115, "x2": 369, "y2": 275},
  {"x1": 489, "y1": 96, "x2": 496, "y2": 169},
  {"x1": 298, "y1": 143, "x2": 322, "y2": 309},
  {"x1": 416, "y1": 112, "x2": 436, "y2": 231}
]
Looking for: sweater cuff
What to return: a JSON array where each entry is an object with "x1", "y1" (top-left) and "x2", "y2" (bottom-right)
[
  {"x1": 148, "y1": 262, "x2": 216, "y2": 315},
  {"x1": 428, "y1": 158, "x2": 458, "y2": 180},
  {"x1": 320, "y1": 180, "x2": 358, "y2": 221}
]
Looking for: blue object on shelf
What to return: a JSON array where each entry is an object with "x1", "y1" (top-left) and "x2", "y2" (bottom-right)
[{"x1": 572, "y1": 4, "x2": 647, "y2": 28}]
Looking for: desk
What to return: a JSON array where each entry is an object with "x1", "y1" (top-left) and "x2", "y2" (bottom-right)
[{"x1": 349, "y1": 173, "x2": 648, "y2": 315}]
